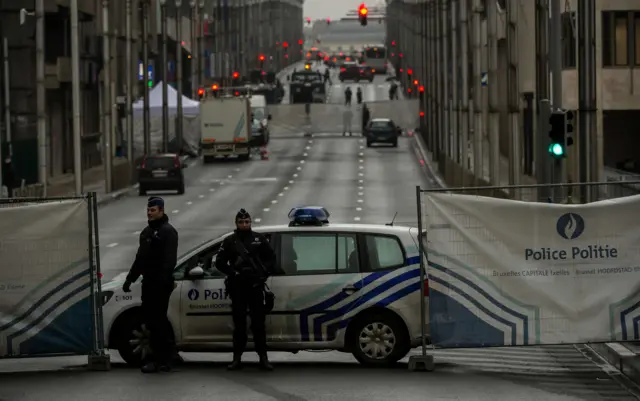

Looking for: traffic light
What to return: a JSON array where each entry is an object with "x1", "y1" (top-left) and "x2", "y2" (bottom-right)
[
  {"x1": 418, "y1": 85, "x2": 424, "y2": 102},
  {"x1": 306, "y1": 17, "x2": 311, "y2": 25},
  {"x1": 232, "y1": 71, "x2": 240, "y2": 85},
  {"x1": 259, "y1": 54, "x2": 265, "y2": 68},
  {"x1": 197, "y1": 88, "x2": 204, "y2": 99},
  {"x1": 211, "y1": 83, "x2": 219, "y2": 97},
  {"x1": 565, "y1": 110, "x2": 575, "y2": 148},
  {"x1": 548, "y1": 111, "x2": 567, "y2": 158},
  {"x1": 358, "y1": 3, "x2": 368, "y2": 26},
  {"x1": 326, "y1": 18, "x2": 331, "y2": 25},
  {"x1": 282, "y1": 41, "x2": 288, "y2": 48},
  {"x1": 298, "y1": 39, "x2": 304, "y2": 45}
]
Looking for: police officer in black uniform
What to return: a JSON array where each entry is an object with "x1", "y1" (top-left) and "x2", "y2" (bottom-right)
[
  {"x1": 216, "y1": 209, "x2": 276, "y2": 371},
  {"x1": 123, "y1": 196, "x2": 179, "y2": 373}
]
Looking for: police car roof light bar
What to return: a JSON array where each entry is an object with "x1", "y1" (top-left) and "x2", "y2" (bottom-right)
[{"x1": 287, "y1": 206, "x2": 330, "y2": 226}]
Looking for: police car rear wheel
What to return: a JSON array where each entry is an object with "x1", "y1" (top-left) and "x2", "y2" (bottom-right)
[{"x1": 350, "y1": 313, "x2": 410, "y2": 366}]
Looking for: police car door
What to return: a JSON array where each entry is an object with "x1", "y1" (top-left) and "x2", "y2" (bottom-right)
[
  {"x1": 268, "y1": 231, "x2": 364, "y2": 343},
  {"x1": 179, "y1": 241, "x2": 233, "y2": 343}
]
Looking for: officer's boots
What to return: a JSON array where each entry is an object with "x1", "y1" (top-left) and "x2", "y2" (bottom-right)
[
  {"x1": 259, "y1": 353, "x2": 273, "y2": 371},
  {"x1": 227, "y1": 353, "x2": 243, "y2": 370}
]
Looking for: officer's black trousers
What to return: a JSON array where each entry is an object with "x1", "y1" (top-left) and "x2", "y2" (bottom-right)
[
  {"x1": 141, "y1": 283, "x2": 174, "y2": 365},
  {"x1": 229, "y1": 283, "x2": 267, "y2": 355}
]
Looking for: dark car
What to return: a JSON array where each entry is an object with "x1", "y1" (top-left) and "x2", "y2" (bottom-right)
[
  {"x1": 339, "y1": 62, "x2": 365, "y2": 82},
  {"x1": 250, "y1": 118, "x2": 270, "y2": 147},
  {"x1": 289, "y1": 70, "x2": 326, "y2": 103},
  {"x1": 364, "y1": 118, "x2": 402, "y2": 147},
  {"x1": 358, "y1": 65, "x2": 374, "y2": 82},
  {"x1": 138, "y1": 153, "x2": 186, "y2": 195}
]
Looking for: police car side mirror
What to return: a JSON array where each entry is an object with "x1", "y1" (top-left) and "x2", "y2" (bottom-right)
[{"x1": 188, "y1": 266, "x2": 205, "y2": 278}]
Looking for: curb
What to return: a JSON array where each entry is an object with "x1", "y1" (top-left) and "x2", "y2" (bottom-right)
[
  {"x1": 412, "y1": 132, "x2": 447, "y2": 189},
  {"x1": 590, "y1": 343, "x2": 640, "y2": 386}
]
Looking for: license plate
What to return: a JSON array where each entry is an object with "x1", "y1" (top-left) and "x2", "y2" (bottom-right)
[
  {"x1": 217, "y1": 145, "x2": 232, "y2": 150},
  {"x1": 152, "y1": 169, "x2": 167, "y2": 177}
]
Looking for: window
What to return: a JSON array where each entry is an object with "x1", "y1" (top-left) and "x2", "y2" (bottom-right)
[
  {"x1": 279, "y1": 233, "x2": 359, "y2": 275},
  {"x1": 562, "y1": 12, "x2": 576, "y2": 68},
  {"x1": 601, "y1": 11, "x2": 640, "y2": 67},
  {"x1": 173, "y1": 243, "x2": 224, "y2": 280},
  {"x1": 365, "y1": 235, "x2": 405, "y2": 270}
]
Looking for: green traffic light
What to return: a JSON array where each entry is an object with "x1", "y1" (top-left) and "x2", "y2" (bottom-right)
[
  {"x1": 549, "y1": 143, "x2": 564, "y2": 156},
  {"x1": 148, "y1": 80, "x2": 153, "y2": 87}
]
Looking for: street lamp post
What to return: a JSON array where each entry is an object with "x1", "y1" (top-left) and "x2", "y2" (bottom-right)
[
  {"x1": 160, "y1": 0, "x2": 169, "y2": 152},
  {"x1": 176, "y1": 0, "x2": 184, "y2": 153}
]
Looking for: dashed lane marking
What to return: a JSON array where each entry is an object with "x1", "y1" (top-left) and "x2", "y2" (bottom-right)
[
  {"x1": 289, "y1": 180, "x2": 295, "y2": 184},
  {"x1": 106, "y1": 243, "x2": 118, "y2": 248},
  {"x1": 354, "y1": 217, "x2": 361, "y2": 221},
  {"x1": 263, "y1": 208, "x2": 270, "y2": 212},
  {"x1": 254, "y1": 218, "x2": 262, "y2": 223},
  {"x1": 356, "y1": 207, "x2": 362, "y2": 211},
  {"x1": 278, "y1": 193, "x2": 284, "y2": 197},
  {"x1": 186, "y1": 201, "x2": 193, "y2": 205},
  {"x1": 199, "y1": 194, "x2": 205, "y2": 198},
  {"x1": 172, "y1": 210, "x2": 180, "y2": 214},
  {"x1": 271, "y1": 200, "x2": 278, "y2": 204}
]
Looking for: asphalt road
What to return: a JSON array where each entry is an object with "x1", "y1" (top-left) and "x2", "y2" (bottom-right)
[{"x1": 3, "y1": 62, "x2": 640, "y2": 400}]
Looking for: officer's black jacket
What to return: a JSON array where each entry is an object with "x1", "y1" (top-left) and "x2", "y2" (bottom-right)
[
  {"x1": 216, "y1": 230, "x2": 276, "y2": 280},
  {"x1": 126, "y1": 214, "x2": 178, "y2": 286}
]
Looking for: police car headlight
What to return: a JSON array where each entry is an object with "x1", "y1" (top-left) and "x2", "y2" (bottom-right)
[{"x1": 101, "y1": 290, "x2": 114, "y2": 306}]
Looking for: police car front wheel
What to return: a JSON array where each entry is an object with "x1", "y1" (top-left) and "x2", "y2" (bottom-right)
[{"x1": 349, "y1": 312, "x2": 410, "y2": 366}]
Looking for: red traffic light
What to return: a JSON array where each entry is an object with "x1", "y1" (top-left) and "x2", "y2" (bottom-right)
[
  {"x1": 259, "y1": 54, "x2": 265, "y2": 61},
  {"x1": 419, "y1": 111, "x2": 425, "y2": 117},
  {"x1": 197, "y1": 88, "x2": 204, "y2": 96},
  {"x1": 298, "y1": 39, "x2": 303, "y2": 45},
  {"x1": 359, "y1": 3, "x2": 368, "y2": 15},
  {"x1": 306, "y1": 17, "x2": 311, "y2": 24},
  {"x1": 232, "y1": 71, "x2": 239, "y2": 79},
  {"x1": 391, "y1": 40, "x2": 396, "y2": 46},
  {"x1": 407, "y1": 68, "x2": 413, "y2": 75},
  {"x1": 282, "y1": 41, "x2": 288, "y2": 48},
  {"x1": 413, "y1": 79, "x2": 418, "y2": 85},
  {"x1": 211, "y1": 84, "x2": 219, "y2": 90},
  {"x1": 234, "y1": 91, "x2": 240, "y2": 96},
  {"x1": 418, "y1": 85, "x2": 424, "y2": 92}
]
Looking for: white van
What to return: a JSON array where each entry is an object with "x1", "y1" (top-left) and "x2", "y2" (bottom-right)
[{"x1": 249, "y1": 95, "x2": 271, "y2": 146}]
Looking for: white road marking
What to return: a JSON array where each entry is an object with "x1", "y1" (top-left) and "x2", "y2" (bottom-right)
[
  {"x1": 271, "y1": 200, "x2": 278, "y2": 204},
  {"x1": 359, "y1": 166, "x2": 364, "y2": 169},
  {"x1": 278, "y1": 193, "x2": 284, "y2": 197},
  {"x1": 358, "y1": 179, "x2": 364, "y2": 183},
  {"x1": 186, "y1": 201, "x2": 193, "y2": 205},
  {"x1": 303, "y1": 153, "x2": 308, "y2": 157},
  {"x1": 106, "y1": 243, "x2": 118, "y2": 248},
  {"x1": 359, "y1": 152, "x2": 364, "y2": 156},
  {"x1": 228, "y1": 175, "x2": 233, "y2": 178},
  {"x1": 284, "y1": 186, "x2": 289, "y2": 190},
  {"x1": 354, "y1": 217, "x2": 361, "y2": 221},
  {"x1": 293, "y1": 174, "x2": 298, "y2": 177},
  {"x1": 308, "y1": 140, "x2": 313, "y2": 144},
  {"x1": 289, "y1": 180, "x2": 295, "y2": 184},
  {"x1": 359, "y1": 139, "x2": 364, "y2": 142},
  {"x1": 209, "y1": 188, "x2": 215, "y2": 192},
  {"x1": 133, "y1": 230, "x2": 141, "y2": 235},
  {"x1": 296, "y1": 166, "x2": 302, "y2": 170},
  {"x1": 358, "y1": 186, "x2": 363, "y2": 190},
  {"x1": 356, "y1": 207, "x2": 362, "y2": 211},
  {"x1": 263, "y1": 208, "x2": 270, "y2": 212},
  {"x1": 234, "y1": 168, "x2": 241, "y2": 172},
  {"x1": 357, "y1": 199, "x2": 363, "y2": 203},
  {"x1": 359, "y1": 159, "x2": 364, "y2": 163},
  {"x1": 242, "y1": 177, "x2": 278, "y2": 182},
  {"x1": 172, "y1": 210, "x2": 180, "y2": 214},
  {"x1": 360, "y1": 146, "x2": 364, "y2": 149},
  {"x1": 199, "y1": 194, "x2": 205, "y2": 198},
  {"x1": 358, "y1": 192, "x2": 364, "y2": 196},
  {"x1": 358, "y1": 173, "x2": 364, "y2": 176},
  {"x1": 254, "y1": 218, "x2": 262, "y2": 223},
  {"x1": 305, "y1": 146, "x2": 311, "y2": 150},
  {"x1": 300, "y1": 160, "x2": 305, "y2": 164}
]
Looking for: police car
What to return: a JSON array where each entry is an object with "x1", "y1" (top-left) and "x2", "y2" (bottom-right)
[{"x1": 101, "y1": 207, "x2": 429, "y2": 366}]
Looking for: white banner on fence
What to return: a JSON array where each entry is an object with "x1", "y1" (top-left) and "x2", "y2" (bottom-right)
[
  {"x1": 0, "y1": 200, "x2": 93, "y2": 357},
  {"x1": 424, "y1": 193, "x2": 640, "y2": 348}
]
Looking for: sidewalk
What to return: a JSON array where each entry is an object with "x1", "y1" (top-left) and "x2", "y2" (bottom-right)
[{"x1": 590, "y1": 342, "x2": 640, "y2": 386}]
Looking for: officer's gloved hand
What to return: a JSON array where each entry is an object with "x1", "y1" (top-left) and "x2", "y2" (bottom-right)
[{"x1": 122, "y1": 281, "x2": 132, "y2": 293}]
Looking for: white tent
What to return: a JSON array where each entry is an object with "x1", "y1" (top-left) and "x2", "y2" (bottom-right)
[
  {"x1": 129, "y1": 81, "x2": 201, "y2": 157},
  {"x1": 132, "y1": 81, "x2": 200, "y2": 116}
]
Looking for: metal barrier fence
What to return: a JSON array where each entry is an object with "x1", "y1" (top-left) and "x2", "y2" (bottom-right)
[
  {"x1": 415, "y1": 181, "x2": 640, "y2": 352},
  {"x1": 0, "y1": 193, "x2": 108, "y2": 368},
  {"x1": 269, "y1": 99, "x2": 419, "y2": 137}
]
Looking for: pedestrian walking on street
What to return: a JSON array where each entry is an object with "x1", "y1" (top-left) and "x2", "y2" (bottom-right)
[
  {"x1": 122, "y1": 196, "x2": 179, "y2": 373},
  {"x1": 216, "y1": 209, "x2": 276, "y2": 371}
]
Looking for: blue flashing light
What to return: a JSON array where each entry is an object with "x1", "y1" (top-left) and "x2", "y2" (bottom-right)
[{"x1": 288, "y1": 206, "x2": 330, "y2": 226}]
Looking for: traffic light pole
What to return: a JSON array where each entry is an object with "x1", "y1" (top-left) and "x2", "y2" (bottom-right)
[{"x1": 536, "y1": 99, "x2": 552, "y2": 202}]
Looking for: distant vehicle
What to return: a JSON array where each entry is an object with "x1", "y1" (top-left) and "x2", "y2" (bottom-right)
[
  {"x1": 249, "y1": 95, "x2": 271, "y2": 147},
  {"x1": 358, "y1": 65, "x2": 374, "y2": 82},
  {"x1": 339, "y1": 61, "x2": 373, "y2": 82},
  {"x1": 137, "y1": 153, "x2": 185, "y2": 195},
  {"x1": 363, "y1": 45, "x2": 387, "y2": 74},
  {"x1": 305, "y1": 47, "x2": 321, "y2": 61},
  {"x1": 364, "y1": 118, "x2": 401, "y2": 147},
  {"x1": 200, "y1": 96, "x2": 251, "y2": 162},
  {"x1": 289, "y1": 70, "x2": 326, "y2": 103}
]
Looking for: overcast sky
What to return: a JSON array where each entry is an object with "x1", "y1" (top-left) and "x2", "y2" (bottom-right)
[{"x1": 303, "y1": 0, "x2": 383, "y2": 21}]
